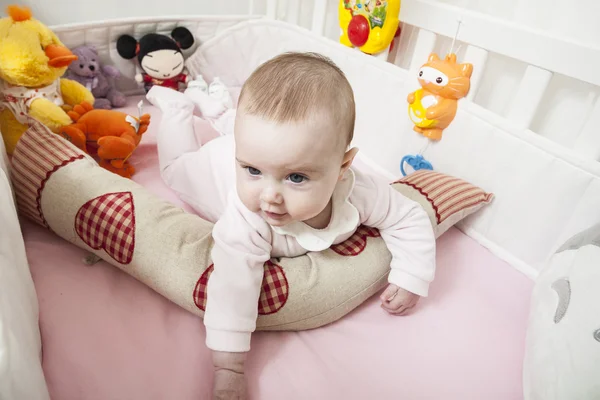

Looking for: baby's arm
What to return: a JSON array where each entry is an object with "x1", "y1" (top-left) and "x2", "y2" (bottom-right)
[
  {"x1": 351, "y1": 170, "x2": 436, "y2": 312},
  {"x1": 206, "y1": 192, "x2": 272, "y2": 398}
]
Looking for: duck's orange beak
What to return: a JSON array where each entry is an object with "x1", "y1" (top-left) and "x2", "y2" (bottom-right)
[{"x1": 45, "y1": 44, "x2": 78, "y2": 68}]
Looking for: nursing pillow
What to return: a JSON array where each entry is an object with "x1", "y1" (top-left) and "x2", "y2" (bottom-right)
[
  {"x1": 10, "y1": 121, "x2": 492, "y2": 330},
  {"x1": 523, "y1": 223, "x2": 600, "y2": 400}
]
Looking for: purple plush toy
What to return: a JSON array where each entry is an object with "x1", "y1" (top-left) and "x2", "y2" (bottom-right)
[{"x1": 65, "y1": 45, "x2": 127, "y2": 109}]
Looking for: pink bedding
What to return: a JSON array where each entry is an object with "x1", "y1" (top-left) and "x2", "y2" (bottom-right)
[{"x1": 22, "y1": 97, "x2": 533, "y2": 399}]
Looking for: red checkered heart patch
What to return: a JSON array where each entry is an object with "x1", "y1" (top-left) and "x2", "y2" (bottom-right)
[
  {"x1": 330, "y1": 225, "x2": 380, "y2": 256},
  {"x1": 74, "y1": 192, "x2": 136, "y2": 264},
  {"x1": 193, "y1": 260, "x2": 289, "y2": 315}
]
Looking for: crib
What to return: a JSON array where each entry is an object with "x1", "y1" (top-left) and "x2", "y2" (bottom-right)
[{"x1": 1, "y1": 1, "x2": 599, "y2": 399}]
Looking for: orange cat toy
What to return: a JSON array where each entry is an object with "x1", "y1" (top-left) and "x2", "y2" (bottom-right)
[
  {"x1": 59, "y1": 102, "x2": 150, "y2": 178},
  {"x1": 407, "y1": 53, "x2": 473, "y2": 140}
]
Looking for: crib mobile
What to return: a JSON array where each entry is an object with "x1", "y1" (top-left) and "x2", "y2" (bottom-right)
[
  {"x1": 401, "y1": 22, "x2": 473, "y2": 176},
  {"x1": 338, "y1": 0, "x2": 400, "y2": 56}
]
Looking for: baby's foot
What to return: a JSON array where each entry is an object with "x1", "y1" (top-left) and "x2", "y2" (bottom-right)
[
  {"x1": 185, "y1": 76, "x2": 234, "y2": 118},
  {"x1": 184, "y1": 86, "x2": 226, "y2": 118},
  {"x1": 208, "y1": 77, "x2": 233, "y2": 109},
  {"x1": 146, "y1": 85, "x2": 193, "y2": 112},
  {"x1": 187, "y1": 74, "x2": 208, "y2": 92}
]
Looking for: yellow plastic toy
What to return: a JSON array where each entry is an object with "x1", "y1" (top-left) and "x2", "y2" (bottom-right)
[
  {"x1": 408, "y1": 88, "x2": 437, "y2": 129},
  {"x1": 0, "y1": 5, "x2": 94, "y2": 154},
  {"x1": 339, "y1": 0, "x2": 401, "y2": 55}
]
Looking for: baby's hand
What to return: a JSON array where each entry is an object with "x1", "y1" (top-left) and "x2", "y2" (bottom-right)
[
  {"x1": 212, "y1": 351, "x2": 247, "y2": 400},
  {"x1": 380, "y1": 284, "x2": 419, "y2": 316},
  {"x1": 213, "y1": 369, "x2": 246, "y2": 400}
]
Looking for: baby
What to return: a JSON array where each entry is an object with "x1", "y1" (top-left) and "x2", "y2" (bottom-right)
[{"x1": 146, "y1": 52, "x2": 436, "y2": 399}]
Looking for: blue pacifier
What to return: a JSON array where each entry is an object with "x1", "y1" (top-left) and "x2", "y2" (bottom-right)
[{"x1": 400, "y1": 154, "x2": 433, "y2": 177}]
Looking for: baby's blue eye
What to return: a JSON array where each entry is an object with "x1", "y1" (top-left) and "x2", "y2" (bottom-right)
[
  {"x1": 288, "y1": 173, "x2": 306, "y2": 184},
  {"x1": 247, "y1": 167, "x2": 261, "y2": 176}
]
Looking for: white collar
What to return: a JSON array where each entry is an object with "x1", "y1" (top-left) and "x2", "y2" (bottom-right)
[{"x1": 271, "y1": 169, "x2": 359, "y2": 251}]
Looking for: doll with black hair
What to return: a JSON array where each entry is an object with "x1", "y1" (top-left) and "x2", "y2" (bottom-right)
[{"x1": 117, "y1": 27, "x2": 195, "y2": 93}]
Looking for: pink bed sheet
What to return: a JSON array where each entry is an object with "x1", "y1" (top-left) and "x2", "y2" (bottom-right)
[{"x1": 22, "y1": 97, "x2": 533, "y2": 400}]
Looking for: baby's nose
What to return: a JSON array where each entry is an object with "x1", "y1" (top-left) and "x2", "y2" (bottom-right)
[{"x1": 261, "y1": 187, "x2": 283, "y2": 204}]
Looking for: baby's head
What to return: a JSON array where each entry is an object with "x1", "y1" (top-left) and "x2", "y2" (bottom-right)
[{"x1": 234, "y1": 52, "x2": 357, "y2": 228}]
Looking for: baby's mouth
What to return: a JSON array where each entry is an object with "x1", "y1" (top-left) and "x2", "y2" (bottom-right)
[{"x1": 263, "y1": 210, "x2": 287, "y2": 220}]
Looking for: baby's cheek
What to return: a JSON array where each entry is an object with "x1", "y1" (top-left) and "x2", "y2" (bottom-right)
[
  {"x1": 236, "y1": 182, "x2": 260, "y2": 212},
  {"x1": 292, "y1": 190, "x2": 329, "y2": 218}
]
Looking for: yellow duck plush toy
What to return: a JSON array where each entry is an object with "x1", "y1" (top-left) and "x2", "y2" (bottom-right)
[{"x1": 0, "y1": 5, "x2": 94, "y2": 154}]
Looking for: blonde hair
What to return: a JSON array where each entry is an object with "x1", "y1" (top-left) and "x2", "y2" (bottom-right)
[{"x1": 238, "y1": 52, "x2": 355, "y2": 145}]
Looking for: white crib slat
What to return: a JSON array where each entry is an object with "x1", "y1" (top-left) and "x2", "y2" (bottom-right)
[
  {"x1": 248, "y1": 0, "x2": 255, "y2": 15},
  {"x1": 286, "y1": 0, "x2": 301, "y2": 25},
  {"x1": 573, "y1": 95, "x2": 600, "y2": 161},
  {"x1": 507, "y1": 65, "x2": 552, "y2": 129},
  {"x1": 266, "y1": 0, "x2": 277, "y2": 19},
  {"x1": 311, "y1": 0, "x2": 328, "y2": 36},
  {"x1": 391, "y1": 24, "x2": 417, "y2": 70},
  {"x1": 463, "y1": 45, "x2": 488, "y2": 101},
  {"x1": 409, "y1": 29, "x2": 437, "y2": 75}
]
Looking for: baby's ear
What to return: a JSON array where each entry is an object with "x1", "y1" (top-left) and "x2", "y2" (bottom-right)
[
  {"x1": 340, "y1": 147, "x2": 359, "y2": 177},
  {"x1": 460, "y1": 62, "x2": 473, "y2": 78}
]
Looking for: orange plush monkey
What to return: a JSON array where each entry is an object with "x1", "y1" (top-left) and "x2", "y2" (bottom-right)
[{"x1": 60, "y1": 102, "x2": 150, "y2": 178}]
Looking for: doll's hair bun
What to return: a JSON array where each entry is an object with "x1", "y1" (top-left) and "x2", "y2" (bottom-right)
[
  {"x1": 116, "y1": 29, "x2": 196, "y2": 63},
  {"x1": 116, "y1": 34, "x2": 139, "y2": 60},
  {"x1": 171, "y1": 27, "x2": 194, "y2": 50}
]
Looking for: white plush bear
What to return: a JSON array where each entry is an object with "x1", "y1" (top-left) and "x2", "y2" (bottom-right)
[{"x1": 523, "y1": 223, "x2": 600, "y2": 400}]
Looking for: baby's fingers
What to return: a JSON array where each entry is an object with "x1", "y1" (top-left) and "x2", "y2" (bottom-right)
[
  {"x1": 381, "y1": 303, "x2": 416, "y2": 316},
  {"x1": 386, "y1": 291, "x2": 409, "y2": 310},
  {"x1": 380, "y1": 284, "x2": 399, "y2": 302},
  {"x1": 397, "y1": 304, "x2": 416, "y2": 316}
]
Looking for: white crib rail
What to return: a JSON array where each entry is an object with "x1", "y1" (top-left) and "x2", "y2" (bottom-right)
[
  {"x1": 400, "y1": 0, "x2": 600, "y2": 87},
  {"x1": 261, "y1": 0, "x2": 600, "y2": 163}
]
